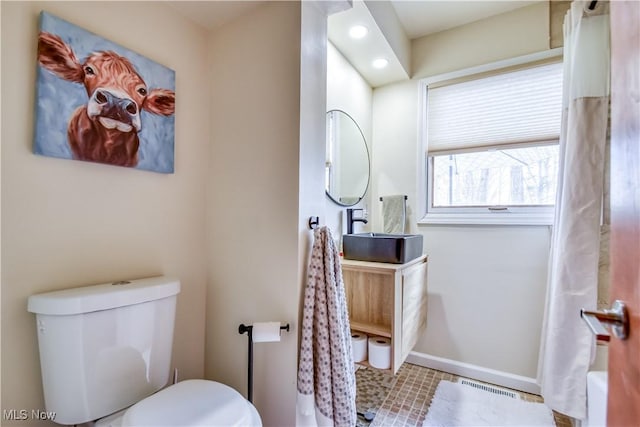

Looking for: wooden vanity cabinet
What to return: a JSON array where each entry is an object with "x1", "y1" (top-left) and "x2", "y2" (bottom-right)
[{"x1": 341, "y1": 255, "x2": 428, "y2": 374}]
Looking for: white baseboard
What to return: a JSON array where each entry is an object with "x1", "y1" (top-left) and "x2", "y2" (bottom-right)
[{"x1": 406, "y1": 351, "x2": 541, "y2": 395}]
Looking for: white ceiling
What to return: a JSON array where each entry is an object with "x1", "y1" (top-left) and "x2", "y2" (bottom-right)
[
  {"x1": 328, "y1": 0, "x2": 541, "y2": 87},
  {"x1": 167, "y1": 0, "x2": 542, "y2": 87},
  {"x1": 328, "y1": 0, "x2": 410, "y2": 88}
]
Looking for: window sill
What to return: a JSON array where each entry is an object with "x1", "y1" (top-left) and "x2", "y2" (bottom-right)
[{"x1": 418, "y1": 211, "x2": 554, "y2": 226}]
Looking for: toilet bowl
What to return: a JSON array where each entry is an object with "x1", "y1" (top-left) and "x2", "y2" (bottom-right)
[
  {"x1": 28, "y1": 277, "x2": 261, "y2": 426},
  {"x1": 95, "y1": 380, "x2": 261, "y2": 427},
  {"x1": 586, "y1": 371, "x2": 608, "y2": 427}
]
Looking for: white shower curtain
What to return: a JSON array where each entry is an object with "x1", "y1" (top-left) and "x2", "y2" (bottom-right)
[{"x1": 538, "y1": 0, "x2": 610, "y2": 420}]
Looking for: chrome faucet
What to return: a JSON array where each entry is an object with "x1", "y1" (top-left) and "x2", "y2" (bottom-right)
[{"x1": 346, "y1": 208, "x2": 368, "y2": 234}]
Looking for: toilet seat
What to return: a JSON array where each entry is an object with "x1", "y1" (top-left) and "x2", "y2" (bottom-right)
[{"x1": 96, "y1": 380, "x2": 261, "y2": 427}]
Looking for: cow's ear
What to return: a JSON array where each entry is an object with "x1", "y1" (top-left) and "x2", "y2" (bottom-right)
[
  {"x1": 143, "y1": 89, "x2": 175, "y2": 116},
  {"x1": 38, "y1": 32, "x2": 84, "y2": 83}
]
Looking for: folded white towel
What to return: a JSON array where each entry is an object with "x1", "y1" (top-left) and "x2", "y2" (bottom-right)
[{"x1": 382, "y1": 195, "x2": 406, "y2": 234}]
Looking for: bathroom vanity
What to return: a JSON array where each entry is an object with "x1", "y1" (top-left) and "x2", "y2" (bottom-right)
[{"x1": 341, "y1": 254, "x2": 428, "y2": 374}]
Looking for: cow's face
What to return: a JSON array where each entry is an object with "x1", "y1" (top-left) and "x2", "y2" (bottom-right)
[
  {"x1": 38, "y1": 32, "x2": 175, "y2": 134},
  {"x1": 82, "y1": 52, "x2": 145, "y2": 133}
]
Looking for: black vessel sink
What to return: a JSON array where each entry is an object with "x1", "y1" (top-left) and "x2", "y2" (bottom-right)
[{"x1": 342, "y1": 233, "x2": 423, "y2": 264}]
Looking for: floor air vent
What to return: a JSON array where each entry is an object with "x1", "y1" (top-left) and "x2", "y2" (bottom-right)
[{"x1": 458, "y1": 379, "x2": 520, "y2": 399}]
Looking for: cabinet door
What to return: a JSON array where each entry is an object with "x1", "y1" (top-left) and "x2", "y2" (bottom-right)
[{"x1": 400, "y1": 260, "x2": 428, "y2": 363}]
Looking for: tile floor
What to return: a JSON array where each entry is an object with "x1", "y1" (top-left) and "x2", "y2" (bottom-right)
[{"x1": 355, "y1": 362, "x2": 573, "y2": 427}]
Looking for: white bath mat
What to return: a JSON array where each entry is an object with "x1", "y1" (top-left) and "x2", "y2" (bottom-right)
[{"x1": 422, "y1": 380, "x2": 555, "y2": 426}]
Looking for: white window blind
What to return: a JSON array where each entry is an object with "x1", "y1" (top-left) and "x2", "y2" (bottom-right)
[{"x1": 426, "y1": 62, "x2": 563, "y2": 153}]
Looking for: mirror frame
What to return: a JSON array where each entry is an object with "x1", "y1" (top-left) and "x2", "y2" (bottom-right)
[{"x1": 325, "y1": 109, "x2": 371, "y2": 207}]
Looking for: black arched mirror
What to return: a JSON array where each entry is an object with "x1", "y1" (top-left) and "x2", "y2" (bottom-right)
[{"x1": 325, "y1": 110, "x2": 370, "y2": 206}]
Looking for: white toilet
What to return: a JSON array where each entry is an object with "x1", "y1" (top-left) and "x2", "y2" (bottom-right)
[
  {"x1": 586, "y1": 371, "x2": 608, "y2": 427},
  {"x1": 28, "y1": 276, "x2": 261, "y2": 426}
]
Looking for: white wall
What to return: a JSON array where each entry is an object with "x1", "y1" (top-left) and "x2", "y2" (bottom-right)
[
  {"x1": 412, "y1": 2, "x2": 549, "y2": 79},
  {"x1": 415, "y1": 226, "x2": 551, "y2": 374},
  {"x1": 205, "y1": 2, "x2": 330, "y2": 425},
  {"x1": 372, "y1": 3, "x2": 553, "y2": 382},
  {"x1": 206, "y1": 4, "x2": 300, "y2": 424},
  {"x1": 326, "y1": 42, "x2": 373, "y2": 237},
  {"x1": 370, "y1": 79, "x2": 420, "y2": 234},
  {"x1": 1, "y1": 1, "x2": 210, "y2": 423}
]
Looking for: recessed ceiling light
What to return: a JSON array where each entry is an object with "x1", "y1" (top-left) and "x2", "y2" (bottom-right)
[
  {"x1": 349, "y1": 25, "x2": 368, "y2": 39},
  {"x1": 372, "y1": 58, "x2": 389, "y2": 69}
]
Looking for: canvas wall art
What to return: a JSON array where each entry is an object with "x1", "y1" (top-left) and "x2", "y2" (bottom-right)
[{"x1": 34, "y1": 11, "x2": 176, "y2": 173}]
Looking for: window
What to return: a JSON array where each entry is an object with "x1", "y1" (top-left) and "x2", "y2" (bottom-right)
[
  {"x1": 429, "y1": 143, "x2": 559, "y2": 208},
  {"x1": 420, "y1": 54, "x2": 563, "y2": 225}
]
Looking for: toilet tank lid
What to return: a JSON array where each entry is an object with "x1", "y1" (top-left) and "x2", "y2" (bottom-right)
[{"x1": 27, "y1": 276, "x2": 180, "y2": 315}]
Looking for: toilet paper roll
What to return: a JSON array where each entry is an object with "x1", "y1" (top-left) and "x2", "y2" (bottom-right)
[
  {"x1": 351, "y1": 331, "x2": 368, "y2": 363},
  {"x1": 252, "y1": 322, "x2": 282, "y2": 343},
  {"x1": 368, "y1": 336, "x2": 391, "y2": 370}
]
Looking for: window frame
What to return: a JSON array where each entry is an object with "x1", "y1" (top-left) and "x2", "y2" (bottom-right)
[
  {"x1": 417, "y1": 48, "x2": 563, "y2": 226},
  {"x1": 425, "y1": 141, "x2": 558, "y2": 225}
]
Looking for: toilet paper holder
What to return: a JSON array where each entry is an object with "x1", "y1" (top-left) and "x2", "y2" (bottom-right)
[{"x1": 238, "y1": 322, "x2": 290, "y2": 403}]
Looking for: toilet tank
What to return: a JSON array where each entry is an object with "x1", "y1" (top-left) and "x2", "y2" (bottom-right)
[{"x1": 27, "y1": 276, "x2": 180, "y2": 425}]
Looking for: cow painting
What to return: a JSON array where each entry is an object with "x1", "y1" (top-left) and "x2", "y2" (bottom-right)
[{"x1": 34, "y1": 12, "x2": 176, "y2": 173}]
